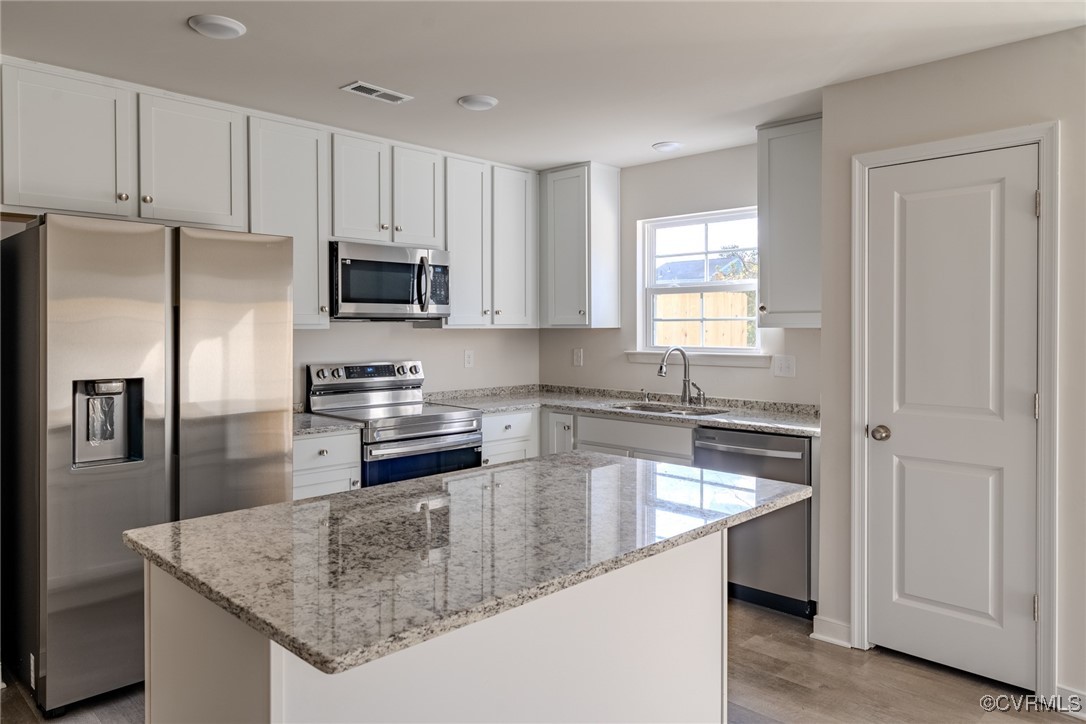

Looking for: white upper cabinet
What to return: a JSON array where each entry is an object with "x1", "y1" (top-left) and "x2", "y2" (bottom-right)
[
  {"x1": 540, "y1": 162, "x2": 620, "y2": 328},
  {"x1": 446, "y1": 157, "x2": 492, "y2": 327},
  {"x1": 446, "y1": 162, "x2": 538, "y2": 329},
  {"x1": 757, "y1": 116, "x2": 822, "y2": 328},
  {"x1": 393, "y1": 146, "x2": 445, "y2": 249},
  {"x1": 492, "y1": 166, "x2": 537, "y2": 326},
  {"x1": 1, "y1": 66, "x2": 136, "y2": 216},
  {"x1": 249, "y1": 117, "x2": 330, "y2": 329},
  {"x1": 138, "y1": 94, "x2": 247, "y2": 228},
  {"x1": 331, "y1": 133, "x2": 391, "y2": 243}
]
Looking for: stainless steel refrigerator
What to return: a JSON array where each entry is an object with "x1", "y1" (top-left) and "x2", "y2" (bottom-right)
[{"x1": 1, "y1": 214, "x2": 293, "y2": 713}]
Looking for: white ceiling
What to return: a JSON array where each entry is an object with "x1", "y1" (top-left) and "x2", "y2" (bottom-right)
[{"x1": 1, "y1": 2, "x2": 1082, "y2": 169}]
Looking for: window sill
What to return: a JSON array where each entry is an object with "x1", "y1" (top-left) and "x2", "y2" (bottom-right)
[{"x1": 624, "y1": 350, "x2": 772, "y2": 368}]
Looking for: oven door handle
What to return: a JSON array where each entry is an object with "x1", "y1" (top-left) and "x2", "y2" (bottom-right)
[
  {"x1": 418, "y1": 256, "x2": 431, "y2": 313},
  {"x1": 365, "y1": 431, "x2": 482, "y2": 461},
  {"x1": 694, "y1": 440, "x2": 804, "y2": 459}
]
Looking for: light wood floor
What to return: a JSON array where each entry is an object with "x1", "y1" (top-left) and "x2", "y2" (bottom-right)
[{"x1": 1, "y1": 600, "x2": 1074, "y2": 723}]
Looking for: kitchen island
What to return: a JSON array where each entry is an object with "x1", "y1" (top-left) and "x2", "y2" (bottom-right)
[{"x1": 124, "y1": 452, "x2": 811, "y2": 723}]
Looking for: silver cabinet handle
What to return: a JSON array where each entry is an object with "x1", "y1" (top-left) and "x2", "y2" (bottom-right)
[
  {"x1": 504, "y1": 424, "x2": 512, "y2": 431},
  {"x1": 482, "y1": 458, "x2": 490, "y2": 466},
  {"x1": 562, "y1": 424, "x2": 571, "y2": 431},
  {"x1": 320, "y1": 305, "x2": 329, "y2": 313},
  {"x1": 350, "y1": 479, "x2": 361, "y2": 489},
  {"x1": 395, "y1": 225, "x2": 403, "y2": 232},
  {"x1": 495, "y1": 309, "x2": 503, "y2": 315},
  {"x1": 758, "y1": 304, "x2": 768, "y2": 313},
  {"x1": 141, "y1": 195, "x2": 153, "y2": 203},
  {"x1": 871, "y1": 425, "x2": 892, "y2": 441},
  {"x1": 117, "y1": 192, "x2": 130, "y2": 201},
  {"x1": 318, "y1": 449, "x2": 329, "y2": 456},
  {"x1": 380, "y1": 223, "x2": 390, "y2": 230},
  {"x1": 578, "y1": 309, "x2": 586, "y2": 315},
  {"x1": 693, "y1": 440, "x2": 803, "y2": 459},
  {"x1": 483, "y1": 309, "x2": 490, "y2": 315}
]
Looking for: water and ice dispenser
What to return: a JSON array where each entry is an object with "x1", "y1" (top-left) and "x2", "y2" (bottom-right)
[{"x1": 72, "y1": 379, "x2": 144, "y2": 466}]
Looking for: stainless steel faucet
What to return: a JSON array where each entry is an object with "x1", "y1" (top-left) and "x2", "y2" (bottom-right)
[{"x1": 657, "y1": 346, "x2": 693, "y2": 405}]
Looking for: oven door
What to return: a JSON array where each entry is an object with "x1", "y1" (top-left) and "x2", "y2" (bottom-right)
[
  {"x1": 332, "y1": 241, "x2": 450, "y2": 320},
  {"x1": 361, "y1": 431, "x2": 482, "y2": 487}
]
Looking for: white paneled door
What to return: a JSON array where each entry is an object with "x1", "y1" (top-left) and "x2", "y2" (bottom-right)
[{"x1": 866, "y1": 144, "x2": 1039, "y2": 688}]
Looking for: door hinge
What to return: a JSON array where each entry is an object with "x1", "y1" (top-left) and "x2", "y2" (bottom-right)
[
  {"x1": 1035, "y1": 393, "x2": 1040, "y2": 421},
  {"x1": 1034, "y1": 594, "x2": 1039, "y2": 621},
  {"x1": 1035, "y1": 190, "x2": 1041, "y2": 218}
]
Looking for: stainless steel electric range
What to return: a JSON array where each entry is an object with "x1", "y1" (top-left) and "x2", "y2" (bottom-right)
[{"x1": 306, "y1": 361, "x2": 483, "y2": 487}]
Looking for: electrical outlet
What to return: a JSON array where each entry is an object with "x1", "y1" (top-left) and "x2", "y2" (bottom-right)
[
  {"x1": 464, "y1": 349, "x2": 475, "y2": 368},
  {"x1": 772, "y1": 354, "x2": 796, "y2": 378},
  {"x1": 573, "y1": 348, "x2": 584, "y2": 367}
]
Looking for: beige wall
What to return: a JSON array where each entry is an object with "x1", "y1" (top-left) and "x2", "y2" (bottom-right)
[
  {"x1": 293, "y1": 326, "x2": 539, "y2": 403},
  {"x1": 540, "y1": 145, "x2": 821, "y2": 404},
  {"x1": 819, "y1": 27, "x2": 1084, "y2": 691}
]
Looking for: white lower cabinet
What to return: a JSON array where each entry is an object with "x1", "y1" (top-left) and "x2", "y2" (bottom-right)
[
  {"x1": 481, "y1": 410, "x2": 539, "y2": 467},
  {"x1": 574, "y1": 415, "x2": 693, "y2": 465},
  {"x1": 292, "y1": 430, "x2": 361, "y2": 500},
  {"x1": 543, "y1": 411, "x2": 575, "y2": 454}
]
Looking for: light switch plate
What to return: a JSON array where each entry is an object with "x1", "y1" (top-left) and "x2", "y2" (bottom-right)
[
  {"x1": 464, "y1": 349, "x2": 475, "y2": 368},
  {"x1": 772, "y1": 354, "x2": 795, "y2": 378},
  {"x1": 573, "y1": 348, "x2": 584, "y2": 367}
]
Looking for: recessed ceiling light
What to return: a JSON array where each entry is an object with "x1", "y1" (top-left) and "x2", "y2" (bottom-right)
[
  {"x1": 457, "y1": 95, "x2": 499, "y2": 112},
  {"x1": 187, "y1": 15, "x2": 247, "y2": 40},
  {"x1": 652, "y1": 141, "x2": 683, "y2": 153}
]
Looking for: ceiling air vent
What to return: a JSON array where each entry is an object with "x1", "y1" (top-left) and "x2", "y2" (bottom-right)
[{"x1": 340, "y1": 81, "x2": 413, "y2": 105}]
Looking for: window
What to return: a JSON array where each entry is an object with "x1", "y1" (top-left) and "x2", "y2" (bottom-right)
[{"x1": 642, "y1": 208, "x2": 759, "y2": 351}]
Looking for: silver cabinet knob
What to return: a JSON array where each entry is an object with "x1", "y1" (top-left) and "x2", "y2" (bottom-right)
[
  {"x1": 320, "y1": 305, "x2": 329, "y2": 313},
  {"x1": 562, "y1": 424, "x2": 571, "y2": 431},
  {"x1": 141, "y1": 195, "x2": 153, "y2": 203},
  {"x1": 578, "y1": 309, "x2": 586, "y2": 316},
  {"x1": 483, "y1": 309, "x2": 490, "y2": 315},
  {"x1": 495, "y1": 309, "x2": 503, "y2": 315},
  {"x1": 380, "y1": 223, "x2": 390, "y2": 230},
  {"x1": 758, "y1": 304, "x2": 768, "y2": 313},
  {"x1": 395, "y1": 225, "x2": 403, "y2": 232},
  {"x1": 350, "y1": 479, "x2": 360, "y2": 489},
  {"x1": 504, "y1": 424, "x2": 512, "y2": 431},
  {"x1": 117, "y1": 192, "x2": 130, "y2": 201},
  {"x1": 318, "y1": 449, "x2": 329, "y2": 456},
  {"x1": 482, "y1": 459, "x2": 490, "y2": 466},
  {"x1": 870, "y1": 425, "x2": 892, "y2": 441}
]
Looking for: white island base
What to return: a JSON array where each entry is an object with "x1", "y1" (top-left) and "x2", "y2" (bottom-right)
[{"x1": 144, "y1": 531, "x2": 727, "y2": 724}]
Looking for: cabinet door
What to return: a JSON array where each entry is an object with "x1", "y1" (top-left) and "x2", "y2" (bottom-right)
[
  {"x1": 292, "y1": 467, "x2": 359, "y2": 500},
  {"x1": 492, "y1": 167, "x2": 537, "y2": 326},
  {"x1": 445, "y1": 158, "x2": 491, "y2": 326},
  {"x1": 757, "y1": 118, "x2": 822, "y2": 328},
  {"x1": 138, "y1": 94, "x2": 247, "y2": 228},
  {"x1": 482, "y1": 441, "x2": 530, "y2": 467},
  {"x1": 332, "y1": 134, "x2": 391, "y2": 242},
  {"x1": 2, "y1": 66, "x2": 136, "y2": 216},
  {"x1": 393, "y1": 146, "x2": 445, "y2": 248},
  {"x1": 250, "y1": 118, "x2": 330, "y2": 329},
  {"x1": 542, "y1": 166, "x2": 589, "y2": 326},
  {"x1": 546, "y1": 412, "x2": 575, "y2": 455}
]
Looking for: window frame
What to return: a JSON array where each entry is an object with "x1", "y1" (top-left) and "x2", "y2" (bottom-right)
[{"x1": 640, "y1": 206, "x2": 760, "y2": 353}]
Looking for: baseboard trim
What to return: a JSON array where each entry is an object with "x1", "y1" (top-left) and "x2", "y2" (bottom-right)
[
  {"x1": 1057, "y1": 686, "x2": 1086, "y2": 720},
  {"x1": 809, "y1": 615, "x2": 852, "y2": 648}
]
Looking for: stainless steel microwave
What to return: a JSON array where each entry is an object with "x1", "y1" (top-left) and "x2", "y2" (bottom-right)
[{"x1": 331, "y1": 241, "x2": 450, "y2": 321}]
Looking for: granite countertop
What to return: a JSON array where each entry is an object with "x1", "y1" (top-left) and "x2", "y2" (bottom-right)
[
  {"x1": 124, "y1": 452, "x2": 811, "y2": 675},
  {"x1": 295, "y1": 385, "x2": 820, "y2": 438}
]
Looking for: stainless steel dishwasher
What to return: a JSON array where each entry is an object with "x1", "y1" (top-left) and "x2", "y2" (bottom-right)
[{"x1": 694, "y1": 427, "x2": 814, "y2": 617}]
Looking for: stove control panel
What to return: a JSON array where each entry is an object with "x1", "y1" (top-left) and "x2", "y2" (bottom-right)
[{"x1": 307, "y1": 361, "x2": 425, "y2": 390}]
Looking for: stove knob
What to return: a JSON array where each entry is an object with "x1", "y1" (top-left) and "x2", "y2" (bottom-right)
[
  {"x1": 409, "y1": 365, "x2": 420, "y2": 375},
  {"x1": 331, "y1": 368, "x2": 342, "y2": 379},
  {"x1": 315, "y1": 368, "x2": 328, "y2": 380},
  {"x1": 397, "y1": 365, "x2": 407, "y2": 375}
]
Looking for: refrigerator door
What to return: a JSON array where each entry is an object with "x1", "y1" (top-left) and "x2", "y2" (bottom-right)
[
  {"x1": 43, "y1": 215, "x2": 171, "y2": 709},
  {"x1": 177, "y1": 227, "x2": 293, "y2": 520}
]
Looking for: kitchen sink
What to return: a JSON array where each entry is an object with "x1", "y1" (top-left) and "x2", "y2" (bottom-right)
[{"x1": 609, "y1": 402, "x2": 730, "y2": 416}]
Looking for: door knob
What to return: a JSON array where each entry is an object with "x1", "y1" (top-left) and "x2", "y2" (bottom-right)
[
  {"x1": 141, "y1": 195, "x2": 153, "y2": 203},
  {"x1": 870, "y1": 425, "x2": 892, "y2": 441}
]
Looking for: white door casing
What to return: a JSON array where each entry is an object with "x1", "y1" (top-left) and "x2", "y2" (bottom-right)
[{"x1": 865, "y1": 144, "x2": 1039, "y2": 689}]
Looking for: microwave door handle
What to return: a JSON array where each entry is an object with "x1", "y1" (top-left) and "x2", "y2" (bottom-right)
[{"x1": 419, "y1": 256, "x2": 431, "y2": 313}]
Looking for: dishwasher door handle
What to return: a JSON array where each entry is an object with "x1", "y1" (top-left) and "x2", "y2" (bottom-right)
[{"x1": 694, "y1": 440, "x2": 804, "y2": 459}]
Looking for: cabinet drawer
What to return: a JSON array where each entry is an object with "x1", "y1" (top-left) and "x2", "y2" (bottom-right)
[
  {"x1": 482, "y1": 411, "x2": 534, "y2": 443},
  {"x1": 576, "y1": 416, "x2": 692, "y2": 458},
  {"x1": 482, "y1": 440, "x2": 530, "y2": 467},
  {"x1": 293, "y1": 466, "x2": 359, "y2": 501},
  {"x1": 293, "y1": 432, "x2": 361, "y2": 472}
]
